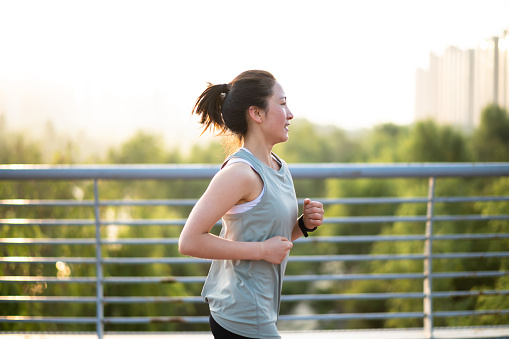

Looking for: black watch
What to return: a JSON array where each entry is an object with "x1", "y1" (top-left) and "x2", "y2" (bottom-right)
[{"x1": 298, "y1": 214, "x2": 317, "y2": 237}]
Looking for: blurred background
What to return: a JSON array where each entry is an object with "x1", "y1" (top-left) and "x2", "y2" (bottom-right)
[
  {"x1": 1, "y1": 0, "x2": 508, "y2": 162},
  {"x1": 1, "y1": 0, "x2": 509, "y2": 334}
]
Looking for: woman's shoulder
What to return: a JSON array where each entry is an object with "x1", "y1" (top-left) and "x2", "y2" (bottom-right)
[{"x1": 215, "y1": 160, "x2": 260, "y2": 186}]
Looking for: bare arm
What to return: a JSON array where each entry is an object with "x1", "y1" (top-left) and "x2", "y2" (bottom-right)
[{"x1": 179, "y1": 163, "x2": 293, "y2": 264}]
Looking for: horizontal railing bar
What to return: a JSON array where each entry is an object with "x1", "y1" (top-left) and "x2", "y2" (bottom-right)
[
  {"x1": 0, "y1": 276, "x2": 206, "y2": 284},
  {"x1": 2, "y1": 328, "x2": 508, "y2": 337},
  {"x1": 0, "y1": 257, "x2": 97, "y2": 264},
  {"x1": 0, "y1": 294, "x2": 424, "y2": 304},
  {"x1": 104, "y1": 312, "x2": 427, "y2": 324},
  {"x1": 323, "y1": 216, "x2": 427, "y2": 223},
  {"x1": 0, "y1": 199, "x2": 94, "y2": 206},
  {"x1": 4, "y1": 310, "x2": 508, "y2": 325},
  {"x1": 432, "y1": 271, "x2": 509, "y2": 278},
  {"x1": 2, "y1": 236, "x2": 424, "y2": 245},
  {"x1": 4, "y1": 233, "x2": 509, "y2": 246},
  {"x1": 284, "y1": 271, "x2": 509, "y2": 281},
  {"x1": 297, "y1": 235, "x2": 427, "y2": 243},
  {"x1": 326, "y1": 215, "x2": 509, "y2": 224},
  {"x1": 0, "y1": 219, "x2": 96, "y2": 226},
  {"x1": 0, "y1": 199, "x2": 199, "y2": 207},
  {"x1": 1, "y1": 238, "x2": 97, "y2": 245},
  {"x1": 278, "y1": 312, "x2": 425, "y2": 321},
  {"x1": 2, "y1": 163, "x2": 509, "y2": 180},
  {"x1": 434, "y1": 215, "x2": 509, "y2": 222},
  {"x1": 325, "y1": 215, "x2": 509, "y2": 224},
  {"x1": 432, "y1": 252, "x2": 509, "y2": 259},
  {"x1": 0, "y1": 254, "x2": 424, "y2": 264},
  {"x1": 3, "y1": 252, "x2": 508, "y2": 265},
  {"x1": 290, "y1": 252, "x2": 509, "y2": 262},
  {"x1": 434, "y1": 196, "x2": 509, "y2": 203},
  {"x1": 282, "y1": 289, "x2": 509, "y2": 301},
  {"x1": 432, "y1": 290, "x2": 509, "y2": 298},
  {"x1": 0, "y1": 296, "x2": 97, "y2": 303},
  {"x1": 290, "y1": 254, "x2": 425, "y2": 262},
  {"x1": 296, "y1": 233, "x2": 509, "y2": 243},
  {"x1": 102, "y1": 276, "x2": 206, "y2": 284},
  {"x1": 0, "y1": 276, "x2": 97, "y2": 283},
  {"x1": 104, "y1": 238, "x2": 182, "y2": 245},
  {"x1": 0, "y1": 164, "x2": 221, "y2": 180},
  {"x1": 284, "y1": 273, "x2": 416, "y2": 282},
  {"x1": 103, "y1": 296, "x2": 204, "y2": 303},
  {"x1": 3, "y1": 290, "x2": 508, "y2": 304},
  {"x1": 103, "y1": 257, "x2": 210, "y2": 264},
  {"x1": 281, "y1": 293, "x2": 425, "y2": 301},
  {"x1": 3, "y1": 271, "x2": 506, "y2": 285},
  {"x1": 3, "y1": 214, "x2": 507, "y2": 227},
  {"x1": 315, "y1": 196, "x2": 509, "y2": 205},
  {"x1": 3, "y1": 195, "x2": 507, "y2": 208},
  {"x1": 100, "y1": 199, "x2": 198, "y2": 206},
  {"x1": 434, "y1": 309, "x2": 509, "y2": 317},
  {"x1": 0, "y1": 219, "x2": 189, "y2": 226},
  {"x1": 0, "y1": 238, "x2": 180, "y2": 245},
  {"x1": 432, "y1": 233, "x2": 509, "y2": 240},
  {"x1": 0, "y1": 296, "x2": 204, "y2": 303},
  {"x1": 103, "y1": 316, "x2": 209, "y2": 324},
  {"x1": 281, "y1": 310, "x2": 509, "y2": 320},
  {"x1": 0, "y1": 316, "x2": 97, "y2": 323}
]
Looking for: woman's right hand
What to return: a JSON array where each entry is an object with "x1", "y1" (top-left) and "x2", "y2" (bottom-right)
[{"x1": 260, "y1": 236, "x2": 293, "y2": 264}]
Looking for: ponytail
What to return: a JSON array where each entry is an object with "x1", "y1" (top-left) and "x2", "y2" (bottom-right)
[{"x1": 192, "y1": 83, "x2": 230, "y2": 135}]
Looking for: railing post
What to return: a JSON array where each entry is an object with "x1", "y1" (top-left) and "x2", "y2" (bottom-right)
[
  {"x1": 423, "y1": 176, "x2": 435, "y2": 338},
  {"x1": 93, "y1": 179, "x2": 104, "y2": 339}
]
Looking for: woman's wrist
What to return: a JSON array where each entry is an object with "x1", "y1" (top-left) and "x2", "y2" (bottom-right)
[
  {"x1": 298, "y1": 214, "x2": 317, "y2": 237},
  {"x1": 258, "y1": 241, "x2": 265, "y2": 261}
]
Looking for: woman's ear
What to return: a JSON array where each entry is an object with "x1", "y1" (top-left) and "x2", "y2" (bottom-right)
[{"x1": 248, "y1": 106, "x2": 264, "y2": 124}]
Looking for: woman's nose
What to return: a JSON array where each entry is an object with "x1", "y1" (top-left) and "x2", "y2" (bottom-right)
[{"x1": 287, "y1": 108, "x2": 294, "y2": 120}]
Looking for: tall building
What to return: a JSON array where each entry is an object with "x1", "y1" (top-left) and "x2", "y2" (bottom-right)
[{"x1": 415, "y1": 30, "x2": 509, "y2": 130}]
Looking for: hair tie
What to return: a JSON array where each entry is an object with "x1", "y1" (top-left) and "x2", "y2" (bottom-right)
[{"x1": 220, "y1": 83, "x2": 229, "y2": 99}]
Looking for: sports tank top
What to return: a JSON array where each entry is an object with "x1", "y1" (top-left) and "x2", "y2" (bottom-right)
[
  {"x1": 201, "y1": 149, "x2": 298, "y2": 338},
  {"x1": 224, "y1": 147, "x2": 281, "y2": 214}
]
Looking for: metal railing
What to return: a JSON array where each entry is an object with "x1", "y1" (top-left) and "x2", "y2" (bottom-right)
[{"x1": 1, "y1": 163, "x2": 509, "y2": 338}]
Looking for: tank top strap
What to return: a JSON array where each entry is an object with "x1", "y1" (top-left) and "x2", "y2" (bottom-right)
[
  {"x1": 222, "y1": 148, "x2": 283, "y2": 177},
  {"x1": 222, "y1": 149, "x2": 263, "y2": 174}
]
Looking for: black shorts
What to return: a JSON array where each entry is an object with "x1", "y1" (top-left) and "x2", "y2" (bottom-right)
[{"x1": 209, "y1": 314, "x2": 257, "y2": 339}]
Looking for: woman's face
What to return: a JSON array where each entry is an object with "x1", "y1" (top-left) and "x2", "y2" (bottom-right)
[{"x1": 263, "y1": 82, "x2": 294, "y2": 144}]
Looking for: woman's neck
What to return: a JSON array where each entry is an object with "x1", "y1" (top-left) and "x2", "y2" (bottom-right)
[{"x1": 242, "y1": 140, "x2": 277, "y2": 170}]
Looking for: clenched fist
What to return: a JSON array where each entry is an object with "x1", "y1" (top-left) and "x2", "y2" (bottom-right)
[
  {"x1": 260, "y1": 236, "x2": 293, "y2": 264},
  {"x1": 302, "y1": 198, "x2": 324, "y2": 229}
]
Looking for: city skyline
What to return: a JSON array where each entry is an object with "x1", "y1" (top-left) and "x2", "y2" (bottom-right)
[
  {"x1": 416, "y1": 31, "x2": 509, "y2": 130},
  {"x1": 1, "y1": 0, "x2": 509, "y2": 149}
]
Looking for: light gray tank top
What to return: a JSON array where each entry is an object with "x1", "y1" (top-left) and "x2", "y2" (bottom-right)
[{"x1": 201, "y1": 149, "x2": 298, "y2": 338}]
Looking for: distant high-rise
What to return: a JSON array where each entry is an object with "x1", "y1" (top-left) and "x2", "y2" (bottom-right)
[{"x1": 415, "y1": 29, "x2": 509, "y2": 130}]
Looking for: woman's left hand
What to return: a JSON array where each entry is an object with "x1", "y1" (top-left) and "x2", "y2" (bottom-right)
[{"x1": 302, "y1": 198, "x2": 324, "y2": 229}]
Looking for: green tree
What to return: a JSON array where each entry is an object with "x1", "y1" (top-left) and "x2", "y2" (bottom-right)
[
  {"x1": 357, "y1": 123, "x2": 409, "y2": 162},
  {"x1": 399, "y1": 120, "x2": 471, "y2": 162},
  {"x1": 471, "y1": 104, "x2": 509, "y2": 161}
]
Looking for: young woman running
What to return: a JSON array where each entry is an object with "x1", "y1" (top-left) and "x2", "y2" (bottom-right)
[{"x1": 179, "y1": 70, "x2": 324, "y2": 338}]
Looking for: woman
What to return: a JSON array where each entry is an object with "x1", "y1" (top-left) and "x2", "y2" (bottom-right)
[{"x1": 179, "y1": 70, "x2": 324, "y2": 338}]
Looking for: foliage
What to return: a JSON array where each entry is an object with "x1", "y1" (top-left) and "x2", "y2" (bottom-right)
[
  {"x1": 471, "y1": 104, "x2": 509, "y2": 161},
  {"x1": 1, "y1": 104, "x2": 508, "y2": 331}
]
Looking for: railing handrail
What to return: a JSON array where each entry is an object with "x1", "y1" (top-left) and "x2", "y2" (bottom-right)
[
  {"x1": 1, "y1": 162, "x2": 509, "y2": 180},
  {"x1": 2, "y1": 163, "x2": 509, "y2": 339}
]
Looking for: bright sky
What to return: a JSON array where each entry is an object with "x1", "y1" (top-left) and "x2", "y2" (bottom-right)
[{"x1": 1, "y1": 0, "x2": 508, "y2": 144}]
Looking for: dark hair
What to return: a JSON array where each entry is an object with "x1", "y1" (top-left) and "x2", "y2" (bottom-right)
[{"x1": 192, "y1": 70, "x2": 276, "y2": 140}]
